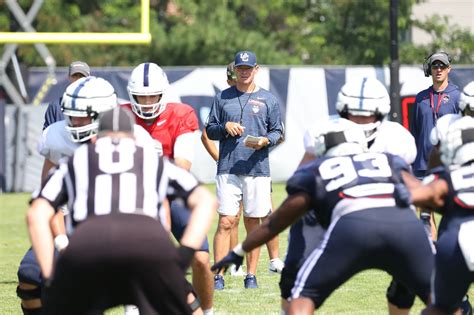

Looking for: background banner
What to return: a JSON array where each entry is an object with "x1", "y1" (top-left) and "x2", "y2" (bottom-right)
[{"x1": 2, "y1": 65, "x2": 473, "y2": 192}]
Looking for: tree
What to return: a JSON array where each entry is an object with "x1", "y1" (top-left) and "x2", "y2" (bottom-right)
[
  {"x1": 401, "y1": 14, "x2": 474, "y2": 65},
  {"x1": 2, "y1": 0, "x2": 472, "y2": 67}
]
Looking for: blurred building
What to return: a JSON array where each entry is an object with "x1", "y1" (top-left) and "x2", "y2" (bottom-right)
[{"x1": 411, "y1": 0, "x2": 474, "y2": 45}]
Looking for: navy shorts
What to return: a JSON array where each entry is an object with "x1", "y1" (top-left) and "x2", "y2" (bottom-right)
[
  {"x1": 18, "y1": 247, "x2": 43, "y2": 285},
  {"x1": 433, "y1": 226, "x2": 474, "y2": 313},
  {"x1": 280, "y1": 211, "x2": 325, "y2": 299},
  {"x1": 291, "y1": 207, "x2": 434, "y2": 308},
  {"x1": 171, "y1": 201, "x2": 209, "y2": 252},
  {"x1": 43, "y1": 214, "x2": 191, "y2": 315}
]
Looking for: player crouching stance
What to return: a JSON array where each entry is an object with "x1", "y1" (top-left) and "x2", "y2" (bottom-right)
[
  {"x1": 26, "y1": 106, "x2": 216, "y2": 314},
  {"x1": 212, "y1": 117, "x2": 435, "y2": 314},
  {"x1": 415, "y1": 116, "x2": 474, "y2": 315}
]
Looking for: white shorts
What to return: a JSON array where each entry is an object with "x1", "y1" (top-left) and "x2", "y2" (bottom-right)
[{"x1": 216, "y1": 174, "x2": 272, "y2": 218}]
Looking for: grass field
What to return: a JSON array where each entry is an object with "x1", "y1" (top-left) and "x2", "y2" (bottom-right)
[{"x1": 1, "y1": 185, "x2": 472, "y2": 314}]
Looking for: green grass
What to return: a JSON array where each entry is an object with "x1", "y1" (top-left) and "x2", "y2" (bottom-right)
[{"x1": 1, "y1": 185, "x2": 472, "y2": 314}]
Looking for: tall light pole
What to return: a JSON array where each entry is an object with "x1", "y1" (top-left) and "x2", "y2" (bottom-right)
[{"x1": 389, "y1": 0, "x2": 401, "y2": 123}]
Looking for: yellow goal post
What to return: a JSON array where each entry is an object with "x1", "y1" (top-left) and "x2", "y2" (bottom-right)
[{"x1": 0, "y1": 0, "x2": 151, "y2": 45}]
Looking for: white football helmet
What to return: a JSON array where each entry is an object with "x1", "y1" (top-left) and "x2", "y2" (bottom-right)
[
  {"x1": 61, "y1": 76, "x2": 117, "y2": 142},
  {"x1": 440, "y1": 116, "x2": 474, "y2": 167},
  {"x1": 313, "y1": 117, "x2": 368, "y2": 157},
  {"x1": 336, "y1": 77, "x2": 390, "y2": 142},
  {"x1": 127, "y1": 62, "x2": 169, "y2": 120},
  {"x1": 429, "y1": 114, "x2": 461, "y2": 146},
  {"x1": 459, "y1": 81, "x2": 474, "y2": 116}
]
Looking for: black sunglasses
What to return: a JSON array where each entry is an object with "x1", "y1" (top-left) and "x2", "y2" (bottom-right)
[{"x1": 431, "y1": 64, "x2": 448, "y2": 70}]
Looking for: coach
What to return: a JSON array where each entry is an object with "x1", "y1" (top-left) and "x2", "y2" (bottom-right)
[{"x1": 26, "y1": 107, "x2": 216, "y2": 315}]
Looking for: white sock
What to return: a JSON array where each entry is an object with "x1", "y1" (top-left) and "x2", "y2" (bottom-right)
[{"x1": 203, "y1": 308, "x2": 214, "y2": 315}]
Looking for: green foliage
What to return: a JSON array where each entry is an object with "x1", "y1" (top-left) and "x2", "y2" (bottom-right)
[
  {"x1": 409, "y1": 14, "x2": 474, "y2": 64},
  {"x1": 2, "y1": 1, "x2": 473, "y2": 67}
]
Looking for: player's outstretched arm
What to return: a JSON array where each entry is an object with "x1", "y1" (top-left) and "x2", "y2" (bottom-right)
[
  {"x1": 26, "y1": 198, "x2": 56, "y2": 280},
  {"x1": 211, "y1": 191, "x2": 311, "y2": 273},
  {"x1": 403, "y1": 171, "x2": 448, "y2": 210},
  {"x1": 41, "y1": 159, "x2": 57, "y2": 182},
  {"x1": 242, "y1": 192, "x2": 310, "y2": 251}
]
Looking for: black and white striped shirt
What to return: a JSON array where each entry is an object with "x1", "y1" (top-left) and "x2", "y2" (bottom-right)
[{"x1": 33, "y1": 137, "x2": 198, "y2": 234}]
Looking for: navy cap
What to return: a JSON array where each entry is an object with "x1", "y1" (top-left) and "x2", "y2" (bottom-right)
[{"x1": 234, "y1": 51, "x2": 257, "y2": 67}]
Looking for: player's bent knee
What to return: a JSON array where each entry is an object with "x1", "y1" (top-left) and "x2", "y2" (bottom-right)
[
  {"x1": 18, "y1": 258, "x2": 42, "y2": 286},
  {"x1": 386, "y1": 280, "x2": 416, "y2": 309},
  {"x1": 192, "y1": 251, "x2": 211, "y2": 268}
]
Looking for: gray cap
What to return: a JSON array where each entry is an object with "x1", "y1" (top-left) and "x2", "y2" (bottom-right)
[
  {"x1": 68, "y1": 61, "x2": 91, "y2": 77},
  {"x1": 98, "y1": 107, "x2": 134, "y2": 134},
  {"x1": 429, "y1": 52, "x2": 450, "y2": 66}
]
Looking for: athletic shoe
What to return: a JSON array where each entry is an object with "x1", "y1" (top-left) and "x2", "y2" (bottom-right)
[
  {"x1": 269, "y1": 258, "x2": 285, "y2": 274},
  {"x1": 214, "y1": 274, "x2": 224, "y2": 290},
  {"x1": 244, "y1": 274, "x2": 258, "y2": 289},
  {"x1": 124, "y1": 305, "x2": 140, "y2": 315},
  {"x1": 229, "y1": 264, "x2": 246, "y2": 276},
  {"x1": 461, "y1": 295, "x2": 473, "y2": 315}
]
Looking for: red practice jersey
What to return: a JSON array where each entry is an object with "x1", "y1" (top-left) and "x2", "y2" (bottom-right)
[{"x1": 122, "y1": 103, "x2": 199, "y2": 158}]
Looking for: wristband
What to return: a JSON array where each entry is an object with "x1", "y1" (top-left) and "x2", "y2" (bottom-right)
[
  {"x1": 54, "y1": 234, "x2": 69, "y2": 252},
  {"x1": 233, "y1": 243, "x2": 246, "y2": 257}
]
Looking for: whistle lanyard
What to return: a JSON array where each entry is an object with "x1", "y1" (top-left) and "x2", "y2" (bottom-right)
[
  {"x1": 430, "y1": 90, "x2": 444, "y2": 121},
  {"x1": 237, "y1": 86, "x2": 255, "y2": 125}
]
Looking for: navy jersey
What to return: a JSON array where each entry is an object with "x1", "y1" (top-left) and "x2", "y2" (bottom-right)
[
  {"x1": 411, "y1": 83, "x2": 460, "y2": 173},
  {"x1": 432, "y1": 164, "x2": 474, "y2": 230},
  {"x1": 286, "y1": 152, "x2": 411, "y2": 228},
  {"x1": 43, "y1": 101, "x2": 64, "y2": 130}
]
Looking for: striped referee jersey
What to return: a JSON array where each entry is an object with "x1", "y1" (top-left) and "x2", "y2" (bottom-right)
[{"x1": 33, "y1": 136, "x2": 198, "y2": 234}]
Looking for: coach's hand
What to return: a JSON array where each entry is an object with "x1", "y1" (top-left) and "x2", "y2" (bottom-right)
[
  {"x1": 225, "y1": 122, "x2": 245, "y2": 137},
  {"x1": 211, "y1": 244, "x2": 245, "y2": 274},
  {"x1": 177, "y1": 245, "x2": 196, "y2": 271}
]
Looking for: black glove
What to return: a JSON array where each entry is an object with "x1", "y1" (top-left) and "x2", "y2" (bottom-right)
[
  {"x1": 177, "y1": 245, "x2": 196, "y2": 271},
  {"x1": 211, "y1": 250, "x2": 244, "y2": 274}
]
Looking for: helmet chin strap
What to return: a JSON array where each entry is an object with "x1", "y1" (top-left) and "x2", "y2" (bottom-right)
[{"x1": 359, "y1": 121, "x2": 381, "y2": 143}]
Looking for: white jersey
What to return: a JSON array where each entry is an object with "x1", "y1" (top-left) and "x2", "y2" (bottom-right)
[
  {"x1": 304, "y1": 120, "x2": 417, "y2": 164},
  {"x1": 38, "y1": 121, "x2": 158, "y2": 164},
  {"x1": 429, "y1": 113, "x2": 462, "y2": 146}
]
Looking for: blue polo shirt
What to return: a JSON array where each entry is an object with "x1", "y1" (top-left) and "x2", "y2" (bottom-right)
[
  {"x1": 206, "y1": 86, "x2": 282, "y2": 176},
  {"x1": 410, "y1": 82, "x2": 460, "y2": 174},
  {"x1": 43, "y1": 99, "x2": 64, "y2": 130}
]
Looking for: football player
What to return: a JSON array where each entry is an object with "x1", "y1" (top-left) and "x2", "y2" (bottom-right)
[
  {"x1": 212, "y1": 117, "x2": 434, "y2": 314},
  {"x1": 123, "y1": 62, "x2": 214, "y2": 315},
  {"x1": 16, "y1": 76, "x2": 156, "y2": 315},
  {"x1": 418, "y1": 116, "x2": 474, "y2": 315},
  {"x1": 288, "y1": 77, "x2": 419, "y2": 315}
]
